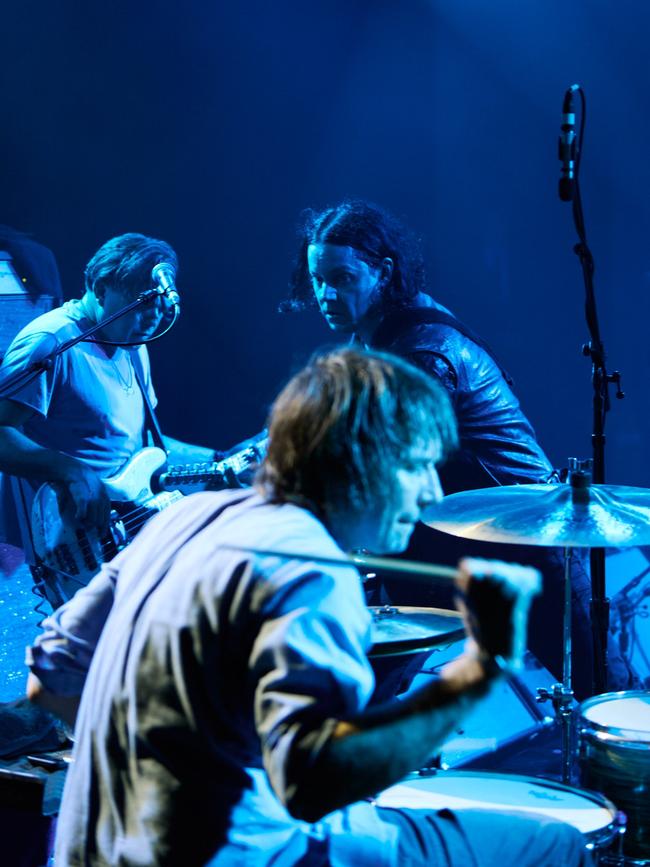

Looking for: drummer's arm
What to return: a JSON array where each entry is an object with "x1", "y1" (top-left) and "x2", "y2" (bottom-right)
[
  {"x1": 282, "y1": 559, "x2": 540, "y2": 822},
  {"x1": 285, "y1": 641, "x2": 497, "y2": 822}
]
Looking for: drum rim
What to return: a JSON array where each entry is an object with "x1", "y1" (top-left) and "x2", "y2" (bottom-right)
[
  {"x1": 381, "y1": 769, "x2": 618, "y2": 811},
  {"x1": 369, "y1": 605, "x2": 464, "y2": 619},
  {"x1": 375, "y1": 770, "x2": 621, "y2": 845},
  {"x1": 579, "y1": 690, "x2": 650, "y2": 740}
]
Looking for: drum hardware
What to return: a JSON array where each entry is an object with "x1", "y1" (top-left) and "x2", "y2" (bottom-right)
[
  {"x1": 610, "y1": 560, "x2": 650, "y2": 686},
  {"x1": 425, "y1": 465, "x2": 650, "y2": 792},
  {"x1": 536, "y1": 545, "x2": 576, "y2": 785}
]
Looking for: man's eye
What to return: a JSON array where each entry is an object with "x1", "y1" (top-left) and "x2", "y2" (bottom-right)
[{"x1": 405, "y1": 459, "x2": 435, "y2": 473}]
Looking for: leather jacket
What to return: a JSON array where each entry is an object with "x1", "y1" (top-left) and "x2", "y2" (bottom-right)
[{"x1": 368, "y1": 297, "x2": 554, "y2": 494}]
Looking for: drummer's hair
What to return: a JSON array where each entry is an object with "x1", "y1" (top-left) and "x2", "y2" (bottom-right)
[
  {"x1": 279, "y1": 199, "x2": 427, "y2": 313},
  {"x1": 84, "y1": 233, "x2": 178, "y2": 299},
  {"x1": 257, "y1": 347, "x2": 457, "y2": 518}
]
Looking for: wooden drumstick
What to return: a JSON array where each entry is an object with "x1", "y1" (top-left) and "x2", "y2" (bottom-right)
[{"x1": 220, "y1": 544, "x2": 458, "y2": 582}]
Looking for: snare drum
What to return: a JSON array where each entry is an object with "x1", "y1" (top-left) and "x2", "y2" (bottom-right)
[
  {"x1": 374, "y1": 771, "x2": 621, "y2": 857},
  {"x1": 579, "y1": 691, "x2": 650, "y2": 861}
]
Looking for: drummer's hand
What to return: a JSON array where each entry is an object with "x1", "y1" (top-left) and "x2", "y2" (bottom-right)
[{"x1": 454, "y1": 558, "x2": 541, "y2": 671}]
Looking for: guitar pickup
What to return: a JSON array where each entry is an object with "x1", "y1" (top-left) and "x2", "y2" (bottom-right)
[
  {"x1": 74, "y1": 529, "x2": 98, "y2": 573},
  {"x1": 55, "y1": 543, "x2": 80, "y2": 576}
]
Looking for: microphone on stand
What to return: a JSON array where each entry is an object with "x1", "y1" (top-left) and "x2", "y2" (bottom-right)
[
  {"x1": 558, "y1": 84, "x2": 580, "y2": 202},
  {"x1": 151, "y1": 262, "x2": 181, "y2": 312}
]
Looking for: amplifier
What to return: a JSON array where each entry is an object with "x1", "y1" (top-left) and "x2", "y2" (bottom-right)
[
  {"x1": 0, "y1": 294, "x2": 55, "y2": 359},
  {"x1": 0, "y1": 251, "x2": 55, "y2": 358}
]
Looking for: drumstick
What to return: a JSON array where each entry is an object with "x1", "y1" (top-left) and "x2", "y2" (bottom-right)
[{"x1": 220, "y1": 544, "x2": 458, "y2": 582}]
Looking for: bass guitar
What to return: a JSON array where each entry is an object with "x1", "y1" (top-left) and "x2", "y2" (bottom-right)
[{"x1": 31, "y1": 441, "x2": 265, "y2": 600}]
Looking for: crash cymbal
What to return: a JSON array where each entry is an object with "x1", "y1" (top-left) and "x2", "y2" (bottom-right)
[{"x1": 423, "y1": 482, "x2": 650, "y2": 548}]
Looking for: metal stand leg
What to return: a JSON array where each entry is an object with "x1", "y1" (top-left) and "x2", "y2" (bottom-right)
[{"x1": 537, "y1": 547, "x2": 575, "y2": 784}]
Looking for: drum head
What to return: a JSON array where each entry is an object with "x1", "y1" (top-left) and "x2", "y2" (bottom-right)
[
  {"x1": 579, "y1": 690, "x2": 650, "y2": 741},
  {"x1": 374, "y1": 771, "x2": 617, "y2": 837}
]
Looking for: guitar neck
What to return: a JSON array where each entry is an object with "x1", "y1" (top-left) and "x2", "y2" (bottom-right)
[{"x1": 158, "y1": 440, "x2": 267, "y2": 490}]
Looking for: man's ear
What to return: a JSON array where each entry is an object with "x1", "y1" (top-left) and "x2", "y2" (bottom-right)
[
  {"x1": 380, "y1": 257, "x2": 394, "y2": 286},
  {"x1": 93, "y1": 280, "x2": 107, "y2": 306}
]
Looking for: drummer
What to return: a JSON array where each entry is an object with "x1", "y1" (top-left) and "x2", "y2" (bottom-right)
[{"x1": 26, "y1": 348, "x2": 591, "y2": 866}]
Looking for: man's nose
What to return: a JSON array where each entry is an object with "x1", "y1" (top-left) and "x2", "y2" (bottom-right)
[
  {"x1": 142, "y1": 298, "x2": 164, "y2": 321},
  {"x1": 420, "y1": 465, "x2": 443, "y2": 506},
  {"x1": 320, "y1": 283, "x2": 337, "y2": 301}
]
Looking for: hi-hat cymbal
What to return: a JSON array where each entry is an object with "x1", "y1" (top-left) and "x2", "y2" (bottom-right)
[
  {"x1": 369, "y1": 606, "x2": 465, "y2": 657},
  {"x1": 423, "y1": 483, "x2": 650, "y2": 548}
]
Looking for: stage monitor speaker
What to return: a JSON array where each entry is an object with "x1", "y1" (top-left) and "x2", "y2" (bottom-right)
[
  {"x1": 0, "y1": 252, "x2": 54, "y2": 361},
  {"x1": 402, "y1": 643, "x2": 560, "y2": 770}
]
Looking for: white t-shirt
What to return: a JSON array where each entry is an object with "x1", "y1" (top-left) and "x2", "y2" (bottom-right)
[{"x1": 0, "y1": 299, "x2": 157, "y2": 551}]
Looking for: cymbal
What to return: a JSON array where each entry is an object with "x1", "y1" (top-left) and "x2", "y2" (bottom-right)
[
  {"x1": 369, "y1": 606, "x2": 465, "y2": 657},
  {"x1": 423, "y1": 483, "x2": 650, "y2": 548}
]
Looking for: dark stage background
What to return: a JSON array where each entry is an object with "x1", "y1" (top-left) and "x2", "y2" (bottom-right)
[{"x1": 2, "y1": 1, "x2": 648, "y2": 485}]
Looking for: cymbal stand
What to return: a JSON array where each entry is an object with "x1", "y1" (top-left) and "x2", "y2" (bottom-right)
[
  {"x1": 537, "y1": 546, "x2": 575, "y2": 785},
  {"x1": 558, "y1": 84, "x2": 625, "y2": 694}
]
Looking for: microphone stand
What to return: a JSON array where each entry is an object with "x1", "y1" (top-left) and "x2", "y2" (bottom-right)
[
  {"x1": 559, "y1": 85, "x2": 625, "y2": 695},
  {"x1": 0, "y1": 289, "x2": 166, "y2": 401}
]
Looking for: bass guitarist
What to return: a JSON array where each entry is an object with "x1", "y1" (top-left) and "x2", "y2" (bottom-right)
[{"x1": 0, "y1": 232, "x2": 229, "y2": 607}]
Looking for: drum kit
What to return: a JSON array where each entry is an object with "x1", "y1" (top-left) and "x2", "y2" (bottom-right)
[
  {"x1": 228, "y1": 468, "x2": 650, "y2": 863},
  {"x1": 365, "y1": 468, "x2": 650, "y2": 865}
]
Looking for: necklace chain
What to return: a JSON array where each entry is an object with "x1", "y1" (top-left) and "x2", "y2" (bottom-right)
[{"x1": 111, "y1": 351, "x2": 135, "y2": 395}]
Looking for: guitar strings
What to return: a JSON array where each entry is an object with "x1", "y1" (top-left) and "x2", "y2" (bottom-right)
[{"x1": 57, "y1": 449, "x2": 259, "y2": 567}]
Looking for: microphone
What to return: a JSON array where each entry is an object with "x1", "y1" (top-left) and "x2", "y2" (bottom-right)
[
  {"x1": 558, "y1": 84, "x2": 579, "y2": 202},
  {"x1": 151, "y1": 262, "x2": 181, "y2": 310}
]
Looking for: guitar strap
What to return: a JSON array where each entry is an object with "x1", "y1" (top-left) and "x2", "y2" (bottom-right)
[{"x1": 131, "y1": 350, "x2": 167, "y2": 453}]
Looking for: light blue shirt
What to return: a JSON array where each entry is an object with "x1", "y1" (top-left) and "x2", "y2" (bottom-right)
[{"x1": 32, "y1": 489, "x2": 403, "y2": 866}]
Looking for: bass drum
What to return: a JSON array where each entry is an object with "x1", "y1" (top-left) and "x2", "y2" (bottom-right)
[
  {"x1": 374, "y1": 770, "x2": 622, "y2": 860},
  {"x1": 579, "y1": 690, "x2": 650, "y2": 862}
]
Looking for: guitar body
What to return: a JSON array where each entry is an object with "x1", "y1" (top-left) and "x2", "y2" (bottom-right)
[
  {"x1": 30, "y1": 439, "x2": 267, "y2": 605},
  {"x1": 31, "y1": 447, "x2": 182, "y2": 593},
  {"x1": 103, "y1": 446, "x2": 167, "y2": 501}
]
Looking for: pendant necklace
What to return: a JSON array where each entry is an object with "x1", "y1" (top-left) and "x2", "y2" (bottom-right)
[{"x1": 111, "y1": 351, "x2": 135, "y2": 395}]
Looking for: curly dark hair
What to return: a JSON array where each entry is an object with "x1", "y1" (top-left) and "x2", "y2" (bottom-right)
[
  {"x1": 279, "y1": 199, "x2": 428, "y2": 313},
  {"x1": 256, "y1": 346, "x2": 457, "y2": 518}
]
